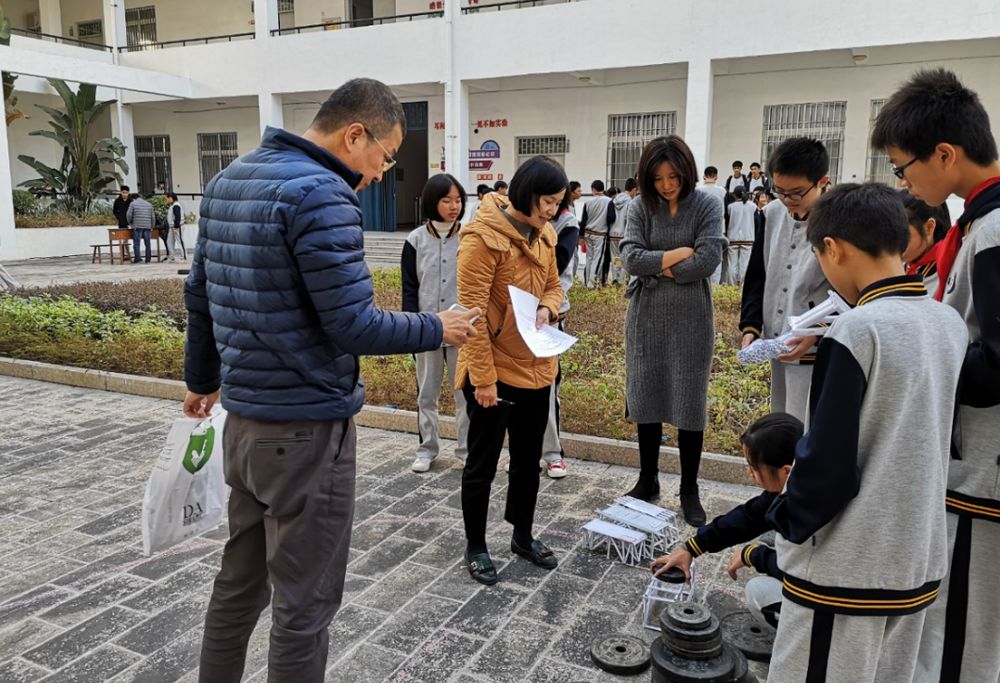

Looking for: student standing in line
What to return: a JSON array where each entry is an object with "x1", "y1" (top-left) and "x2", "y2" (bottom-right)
[
  {"x1": 873, "y1": 68, "x2": 1000, "y2": 683},
  {"x1": 607, "y1": 178, "x2": 637, "y2": 285},
  {"x1": 165, "y1": 193, "x2": 187, "y2": 262},
  {"x1": 402, "y1": 174, "x2": 471, "y2": 473},
  {"x1": 698, "y1": 166, "x2": 728, "y2": 285},
  {"x1": 620, "y1": 135, "x2": 724, "y2": 525},
  {"x1": 726, "y1": 186, "x2": 756, "y2": 285},
  {"x1": 766, "y1": 183, "x2": 967, "y2": 683},
  {"x1": 580, "y1": 180, "x2": 615, "y2": 289},
  {"x1": 746, "y1": 162, "x2": 770, "y2": 194},
  {"x1": 725, "y1": 160, "x2": 749, "y2": 197},
  {"x1": 738, "y1": 138, "x2": 832, "y2": 424}
]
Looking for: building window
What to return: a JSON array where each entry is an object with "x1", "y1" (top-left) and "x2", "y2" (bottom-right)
[
  {"x1": 126, "y1": 6, "x2": 157, "y2": 49},
  {"x1": 606, "y1": 112, "x2": 676, "y2": 190},
  {"x1": 760, "y1": 101, "x2": 847, "y2": 184},
  {"x1": 516, "y1": 135, "x2": 569, "y2": 171},
  {"x1": 76, "y1": 20, "x2": 103, "y2": 44},
  {"x1": 198, "y1": 133, "x2": 239, "y2": 191},
  {"x1": 866, "y1": 99, "x2": 895, "y2": 186},
  {"x1": 278, "y1": 0, "x2": 295, "y2": 30},
  {"x1": 135, "y1": 135, "x2": 173, "y2": 195}
]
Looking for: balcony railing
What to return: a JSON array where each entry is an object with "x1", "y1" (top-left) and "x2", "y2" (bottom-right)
[
  {"x1": 118, "y1": 31, "x2": 255, "y2": 53},
  {"x1": 462, "y1": 0, "x2": 582, "y2": 13},
  {"x1": 9, "y1": 27, "x2": 113, "y2": 52},
  {"x1": 271, "y1": 10, "x2": 444, "y2": 36}
]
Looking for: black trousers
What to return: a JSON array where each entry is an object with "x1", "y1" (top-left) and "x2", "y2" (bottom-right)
[{"x1": 461, "y1": 380, "x2": 551, "y2": 548}]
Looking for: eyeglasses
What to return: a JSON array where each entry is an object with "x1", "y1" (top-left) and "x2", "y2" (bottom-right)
[
  {"x1": 772, "y1": 183, "x2": 818, "y2": 202},
  {"x1": 891, "y1": 157, "x2": 919, "y2": 180},
  {"x1": 363, "y1": 126, "x2": 397, "y2": 172}
]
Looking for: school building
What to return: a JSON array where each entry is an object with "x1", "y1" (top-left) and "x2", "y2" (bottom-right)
[{"x1": 2, "y1": 0, "x2": 1000, "y2": 259}]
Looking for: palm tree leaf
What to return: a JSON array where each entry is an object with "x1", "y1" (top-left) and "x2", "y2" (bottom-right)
[
  {"x1": 27, "y1": 129, "x2": 69, "y2": 146},
  {"x1": 46, "y1": 79, "x2": 77, "y2": 116},
  {"x1": 76, "y1": 83, "x2": 97, "y2": 113}
]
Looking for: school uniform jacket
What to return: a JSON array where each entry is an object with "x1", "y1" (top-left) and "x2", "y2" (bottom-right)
[
  {"x1": 580, "y1": 196, "x2": 615, "y2": 237},
  {"x1": 739, "y1": 200, "x2": 831, "y2": 364},
  {"x1": 768, "y1": 276, "x2": 968, "y2": 615},
  {"x1": 401, "y1": 221, "x2": 460, "y2": 314},
  {"x1": 683, "y1": 491, "x2": 781, "y2": 579}
]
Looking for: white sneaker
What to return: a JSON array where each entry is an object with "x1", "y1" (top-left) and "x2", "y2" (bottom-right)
[
  {"x1": 411, "y1": 456, "x2": 433, "y2": 473},
  {"x1": 546, "y1": 460, "x2": 568, "y2": 478},
  {"x1": 502, "y1": 458, "x2": 510, "y2": 473}
]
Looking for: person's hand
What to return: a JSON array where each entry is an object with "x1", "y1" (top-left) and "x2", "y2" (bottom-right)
[
  {"x1": 475, "y1": 383, "x2": 498, "y2": 408},
  {"x1": 650, "y1": 546, "x2": 694, "y2": 581},
  {"x1": 662, "y1": 267, "x2": 674, "y2": 279},
  {"x1": 183, "y1": 390, "x2": 220, "y2": 419},
  {"x1": 535, "y1": 307, "x2": 551, "y2": 330},
  {"x1": 777, "y1": 335, "x2": 818, "y2": 362},
  {"x1": 741, "y1": 333, "x2": 757, "y2": 349},
  {"x1": 727, "y1": 549, "x2": 748, "y2": 580},
  {"x1": 438, "y1": 307, "x2": 481, "y2": 347}
]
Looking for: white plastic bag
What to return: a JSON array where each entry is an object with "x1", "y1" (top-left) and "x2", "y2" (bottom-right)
[{"x1": 142, "y1": 409, "x2": 228, "y2": 556}]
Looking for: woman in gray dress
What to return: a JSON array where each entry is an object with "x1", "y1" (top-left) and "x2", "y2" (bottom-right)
[{"x1": 620, "y1": 135, "x2": 725, "y2": 526}]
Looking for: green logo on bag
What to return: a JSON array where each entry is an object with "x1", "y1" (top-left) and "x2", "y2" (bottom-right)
[{"x1": 182, "y1": 424, "x2": 215, "y2": 475}]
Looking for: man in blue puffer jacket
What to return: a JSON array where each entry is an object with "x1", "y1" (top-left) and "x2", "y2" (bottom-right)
[{"x1": 182, "y1": 78, "x2": 479, "y2": 683}]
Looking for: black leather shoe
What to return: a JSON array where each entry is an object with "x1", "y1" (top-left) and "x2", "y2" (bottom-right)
[
  {"x1": 511, "y1": 538, "x2": 558, "y2": 570},
  {"x1": 465, "y1": 551, "x2": 498, "y2": 585},
  {"x1": 680, "y1": 491, "x2": 707, "y2": 527},
  {"x1": 625, "y1": 477, "x2": 660, "y2": 502}
]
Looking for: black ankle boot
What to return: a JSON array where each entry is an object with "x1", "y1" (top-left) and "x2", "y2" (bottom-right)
[
  {"x1": 625, "y1": 476, "x2": 660, "y2": 502},
  {"x1": 679, "y1": 488, "x2": 706, "y2": 527}
]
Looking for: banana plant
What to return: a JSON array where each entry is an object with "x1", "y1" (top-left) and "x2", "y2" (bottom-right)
[
  {"x1": 17, "y1": 79, "x2": 129, "y2": 212},
  {"x1": 0, "y1": 3, "x2": 27, "y2": 125}
]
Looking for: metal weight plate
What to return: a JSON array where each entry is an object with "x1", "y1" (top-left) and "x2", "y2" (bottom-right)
[
  {"x1": 650, "y1": 638, "x2": 737, "y2": 683},
  {"x1": 728, "y1": 646, "x2": 750, "y2": 682},
  {"x1": 590, "y1": 633, "x2": 651, "y2": 676},
  {"x1": 660, "y1": 629, "x2": 724, "y2": 661},
  {"x1": 656, "y1": 567, "x2": 688, "y2": 584},
  {"x1": 664, "y1": 601, "x2": 714, "y2": 631},
  {"x1": 720, "y1": 611, "x2": 776, "y2": 662},
  {"x1": 659, "y1": 612, "x2": 721, "y2": 644}
]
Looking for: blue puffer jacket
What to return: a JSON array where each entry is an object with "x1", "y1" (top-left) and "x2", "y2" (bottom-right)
[{"x1": 184, "y1": 127, "x2": 443, "y2": 422}]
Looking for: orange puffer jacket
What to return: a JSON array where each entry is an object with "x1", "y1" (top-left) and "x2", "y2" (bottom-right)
[{"x1": 455, "y1": 193, "x2": 563, "y2": 390}]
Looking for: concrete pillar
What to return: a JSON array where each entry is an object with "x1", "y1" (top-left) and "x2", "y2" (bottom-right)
[
  {"x1": 257, "y1": 92, "x2": 284, "y2": 138},
  {"x1": 0, "y1": 118, "x2": 18, "y2": 261},
  {"x1": 684, "y1": 58, "x2": 715, "y2": 175},
  {"x1": 110, "y1": 102, "x2": 138, "y2": 190},
  {"x1": 102, "y1": 0, "x2": 127, "y2": 50},
  {"x1": 442, "y1": 0, "x2": 469, "y2": 186},
  {"x1": 254, "y1": 0, "x2": 279, "y2": 41},
  {"x1": 38, "y1": 0, "x2": 63, "y2": 36}
]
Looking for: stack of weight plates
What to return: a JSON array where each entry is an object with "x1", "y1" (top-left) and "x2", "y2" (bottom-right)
[{"x1": 650, "y1": 602, "x2": 756, "y2": 683}]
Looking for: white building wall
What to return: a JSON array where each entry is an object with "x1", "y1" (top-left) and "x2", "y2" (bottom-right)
[
  {"x1": 60, "y1": 0, "x2": 102, "y2": 42},
  {"x1": 4, "y1": 0, "x2": 41, "y2": 32}
]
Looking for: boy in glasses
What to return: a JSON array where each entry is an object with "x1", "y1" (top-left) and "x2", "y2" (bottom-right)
[
  {"x1": 873, "y1": 68, "x2": 1000, "y2": 683},
  {"x1": 738, "y1": 138, "x2": 831, "y2": 423}
]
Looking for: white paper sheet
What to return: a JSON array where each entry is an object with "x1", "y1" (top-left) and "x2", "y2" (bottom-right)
[{"x1": 507, "y1": 285, "x2": 578, "y2": 358}]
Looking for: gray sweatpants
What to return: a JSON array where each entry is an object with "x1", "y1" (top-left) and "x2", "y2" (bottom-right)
[
  {"x1": 769, "y1": 361, "x2": 813, "y2": 425},
  {"x1": 727, "y1": 244, "x2": 752, "y2": 285},
  {"x1": 415, "y1": 345, "x2": 468, "y2": 462},
  {"x1": 915, "y1": 511, "x2": 1000, "y2": 682},
  {"x1": 167, "y1": 227, "x2": 187, "y2": 260},
  {"x1": 541, "y1": 323, "x2": 565, "y2": 465},
  {"x1": 199, "y1": 414, "x2": 357, "y2": 683},
  {"x1": 769, "y1": 600, "x2": 927, "y2": 683},
  {"x1": 607, "y1": 237, "x2": 624, "y2": 285},
  {"x1": 584, "y1": 233, "x2": 606, "y2": 288}
]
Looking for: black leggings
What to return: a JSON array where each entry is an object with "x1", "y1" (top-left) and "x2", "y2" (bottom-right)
[{"x1": 636, "y1": 423, "x2": 703, "y2": 493}]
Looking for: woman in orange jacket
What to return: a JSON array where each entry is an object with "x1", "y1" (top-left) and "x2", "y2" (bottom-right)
[{"x1": 455, "y1": 156, "x2": 567, "y2": 585}]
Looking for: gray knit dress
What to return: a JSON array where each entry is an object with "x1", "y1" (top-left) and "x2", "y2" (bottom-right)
[{"x1": 621, "y1": 190, "x2": 725, "y2": 430}]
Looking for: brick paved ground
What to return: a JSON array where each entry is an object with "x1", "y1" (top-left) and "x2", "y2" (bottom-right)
[{"x1": 0, "y1": 375, "x2": 767, "y2": 682}]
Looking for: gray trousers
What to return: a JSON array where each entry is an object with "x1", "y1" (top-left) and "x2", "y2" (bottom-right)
[
  {"x1": 167, "y1": 227, "x2": 187, "y2": 260},
  {"x1": 769, "y1": 361, "x2": 813, "y2": 425},
  {"x1": 769, "y1": 599, "x2": 928, "y2": 683},
  {"x1": 541, "y1": 323, "x2": 565, "y2": 465},
  {"x1": 727, "y1": 244, "x2": 752, "y2": 285},
  {"x1": 584, "y1": 233, "x2": 606, "y2": 288},
  {"x1": 199, "y1": 413, "x2": 356, "y2": 683},
  {"x1": 415, "y1": 345, "x2": 468, "y2": 461},
  {"x1": 915, "y1": 512, "x2": 1000, "y2": 683},
  {"x1": 607, "y1": 237, "x2": 624, "y2": 284}
]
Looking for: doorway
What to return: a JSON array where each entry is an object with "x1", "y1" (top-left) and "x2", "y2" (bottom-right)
[
  {"x1": 350, "y1": 0, "x2": 373, "y2": 27},
  {"x1": 395, "y1": 101, "x2": 429, "y2": 230}
]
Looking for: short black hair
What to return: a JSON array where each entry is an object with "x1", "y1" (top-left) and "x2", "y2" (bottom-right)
[
  {"x1": 733, "y1": 185, "x2": 747, "y2": 201},
  {"x1": 625, "y1": 177, "x2": 638, "y2": 192},
  {"x1": 569, "y1": 181, "x2": 581, "y2": 193},
  {"x1": 493, "y1": 180, "x2": 508, "y2": 191},
  {"x1": 422, "y1": 173, "x2": 466, "y2": 222},
  {"x1": 704, "y1": 166, "x2": 718, "y2": 179},
  {"x1": 508, "y1": 156, "x2": 569, "y2": 215},
  {"x1": 476, "y1": 184, "x2": 491, "y2": 197},
  {"x1": 901, "y1": 190, "x2": 952, "y2": 243},
  {"x1": 608, "y1": 187, "x2": 619, "y2": 196},
  {"x1": 555, "y1": 184, "x2": 574, "y2": 215},
  {"x1": 808, "y1": 182, "x2": 909, "y2": 257},
  {"x1": 311, "y1": 78, "x2": 406, "y2": 138},
  {"x1": 741, "y1": 412, "x2": 803, "y2": 470},
  {"x1": 732, "y1": 160, "x2": 743, "y2": 169},
  {"x1": 750, "y1": 162, "x2": 761, "y2": 170},
  {"x1": 767, "y1": 137, "x2": 829, "y2": 184},
  {"x1": 120, "y1": 185, "x2": 130, "y2": 192},
  {"x1": 591, "y1": 179, "x2": 605, "y2": 193},
  {"x1": 166, "y1": 192, "x2": 178, "y2": 201},
  {"x1": 871, "y1": 68, "x2": 998, "y2": 166},
  {"x1": 637, "y1": 135, "x2": 698, "y2": 212}
]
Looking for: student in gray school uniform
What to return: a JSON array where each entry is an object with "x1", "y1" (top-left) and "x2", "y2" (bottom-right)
[
  {"x1": 580, "y1": 180, "x2": 615, "y2": 288},
  {"x1": 739, "y1": 138, "x2": 832, "y2": 424},
  {"x1": 402, "y1": 174, "x2": 471, "y2": 472},
  {"x1": 767, "y1": 183, "x2": 967, "y2": 683},
  {"x1": 697, "y1": 167, "x2": 728, "y2": 285},
  {"x1": 606, "y1": 178, "x2": 636, "y2": 285},
  {"x1": 900, "y1": 191, "x2": 950, "y2": 295},
  {"x1": 873, "y1": 68, "x2": 1000, "y2": 683},
  {"x1": 725, "y1": 186, "x2": 756, "y2": 285}
]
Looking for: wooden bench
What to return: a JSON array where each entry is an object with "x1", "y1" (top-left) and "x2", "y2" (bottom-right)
[{"x1": 91, "y1": 244, "x2": 112, "y2": 263}]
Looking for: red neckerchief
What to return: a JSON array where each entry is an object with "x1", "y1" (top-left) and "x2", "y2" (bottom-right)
[
  {"x1": 906, "y1": 240, "x2": 942, "y2": 277},
  {"x1": 933, "y1": 175, "x2": 1000, "y2": 300}
]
